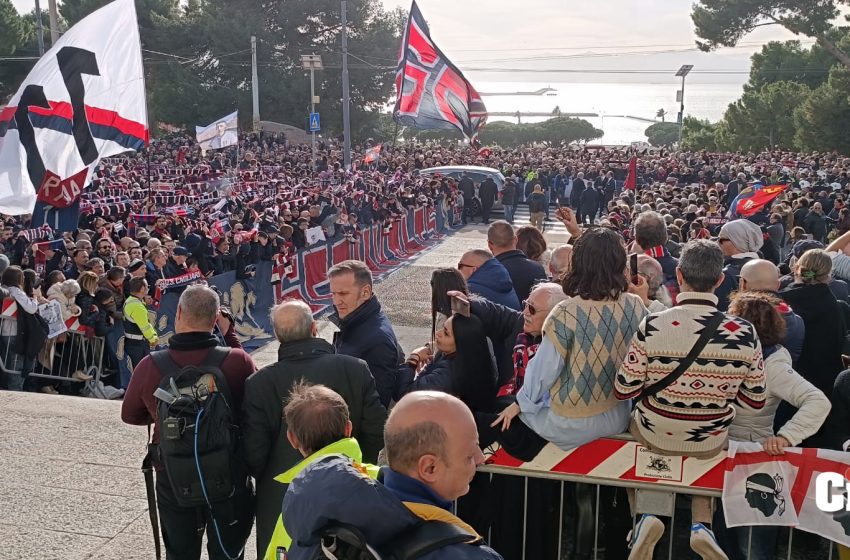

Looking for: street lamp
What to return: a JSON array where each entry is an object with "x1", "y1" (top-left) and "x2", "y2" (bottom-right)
[
  {"x1": 300, "y1": 54, "x2": 323, "y2": 171},
  {"x1": 675, "y1": 64, "x2": 693, "y2": 144}
]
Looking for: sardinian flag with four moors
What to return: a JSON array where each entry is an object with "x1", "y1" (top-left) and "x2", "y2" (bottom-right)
[
  {"x1": 0, "y1": 0, "x2": 148, "y2": 230},
  {"x1": 393, "y1": 1, "x2": 487, "y2": 146}
]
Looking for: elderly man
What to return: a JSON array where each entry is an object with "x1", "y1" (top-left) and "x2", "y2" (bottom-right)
[
  {"x1": 487, "y1": 221, "x2": 547, "y2": 303},
  {"x1": 122, "y1": 285, "x2": 257, "y2": 560},
  {"x1": 633, "y1": 211, "x2": 679, "y2": 295},
  {"x1": 636, "y1": 254, "x2": 672, "y2": 312},
  {"x1": 739, "y1": 259, "x2": 806, "y2": 364},
  {"x1": 328, "y1": 260, "x2": 403, "y2": 408},
  {"x1": 615, "y1": 240, "x2": 765, "y2": 560},
  {"x1": 242, "y1": 300, "x2": 386, "y2": 557},
  {"x1": 548, "y1": 244, "x2": 572, "y2": 281},
  {"x1": 715, "y1": 219, "x2": 764, "y2": 310},
  {"x1": 457, "y1": 249, "x2": 520, "y2": 310},
  {"x1": 282, "y1": 391, "x2": 502, "y2": 560}
]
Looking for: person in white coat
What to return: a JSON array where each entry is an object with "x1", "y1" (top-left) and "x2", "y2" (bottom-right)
[{"x1": 717, "y1": 291, "x2": 831, "y2": 560}]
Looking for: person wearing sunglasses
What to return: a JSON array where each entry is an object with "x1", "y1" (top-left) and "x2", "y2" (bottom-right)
[{"x1": 457, "y1": 249, "x2": 520, "y2": 311}]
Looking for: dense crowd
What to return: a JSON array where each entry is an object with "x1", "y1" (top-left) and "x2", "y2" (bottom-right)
[{"x1": 4, "y1": 135, "x2": 850, "y2": 559}]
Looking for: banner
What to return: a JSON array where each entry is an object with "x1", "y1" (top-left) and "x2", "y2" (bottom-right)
[
  {"x1": 196, "y1": 111, "x2": 238, "y2": 155},
  {"x1": 393, "y1": 1, "x2": 487, "y2": 145},
  {"x1": 623, "y1": 156, "x2": 637, "y2": 191},
  {"x1": 0, "y1": 0, "x2": 148, "y2": 223},
  {"x1": 723, "y1": 441, "x2": 850, "y2": 546},
  {"x1": 38, "y1": 300, "x2": 68, "y2": 339}
]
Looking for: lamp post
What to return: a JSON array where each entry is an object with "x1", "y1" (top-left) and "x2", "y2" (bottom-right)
[
  {"x1": 301, "y1": 54, "x2": 323, "y2": 171},
  {"x1": 675, "y1": 64, "x2": 693, "y2": 144},
  {"x1": 341, "y1": 0, "x2": 352, "y2": 170}
]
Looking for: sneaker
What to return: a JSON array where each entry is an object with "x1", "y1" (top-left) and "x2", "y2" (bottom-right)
[
  {"x1": 626, "y1": 514, "x2": 664, "y2": 560},
  {"x1": 40, "y1": 386, "x2": 59, "y2": 395},
  {"x1": 690, "y1": 523, "x2": 729, "y2": 560}
]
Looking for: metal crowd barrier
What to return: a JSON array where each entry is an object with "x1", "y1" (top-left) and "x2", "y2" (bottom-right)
[
  {"x1": 475, "y1": 434, "x2": 845, "y2": 560},
  {"x1": 0, "y1": 299, "x2": 106, "y2": 386}
]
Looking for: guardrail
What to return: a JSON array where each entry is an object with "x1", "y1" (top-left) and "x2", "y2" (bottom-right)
[{"x1": 475, "y1": 435, "x2": 845, "y2": 560}]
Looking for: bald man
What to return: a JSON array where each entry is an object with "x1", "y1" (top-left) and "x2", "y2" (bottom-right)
[
  {"x1": 458, "y1": 249, "x2": 521, "y2": 310},
  {"x1": 281, "y1": 392, "x2": 502, "y2": 559},
  {"x1": 740, "y1": 259, "x2": 805, "y2": 364},
  {"x1": 242, "y1": 300, "x2": 387, "y2": 556},
  {"x1": 548, "y1": 244, "x2": 573, "y2": 281}
]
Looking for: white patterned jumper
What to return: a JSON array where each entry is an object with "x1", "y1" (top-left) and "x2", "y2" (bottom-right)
[{"x1": 615, "y1": 292, "x2": 767, "y2": 455}]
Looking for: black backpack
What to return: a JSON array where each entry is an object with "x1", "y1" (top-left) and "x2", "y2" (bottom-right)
[
  {"x1": 152, "y1": 346, "x2": 240, "y2": 509},
  {"x1": 314, "y1": 519, "x2": 479, "y2": 560}
]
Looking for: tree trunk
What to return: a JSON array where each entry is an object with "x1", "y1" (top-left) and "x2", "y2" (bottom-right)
[{"x1": 816, "y1": 33, "x2": 850, "y2": 69}]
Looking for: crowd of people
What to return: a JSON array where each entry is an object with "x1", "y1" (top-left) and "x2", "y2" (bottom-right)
[{"x1": 4, "y1": 134, "x2": 850, "y2": 559}]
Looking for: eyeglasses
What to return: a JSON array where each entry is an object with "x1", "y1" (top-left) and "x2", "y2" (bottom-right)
[
  {"x1": 457, "y1": 262, "x2": 476, "y2": 270},
  {"x1": 522, "y1": 300, "x2": 537, "y2": 315}
]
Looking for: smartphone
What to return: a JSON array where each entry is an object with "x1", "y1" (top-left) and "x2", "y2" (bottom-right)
[
  {"x1": 450, "y1": 293, "x2": 471, "y2": 318},
  {"x1": 630, "y1": 254, "x2": 639, "y2": 284}
]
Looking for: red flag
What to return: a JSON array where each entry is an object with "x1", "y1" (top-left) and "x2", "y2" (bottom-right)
[{"x1": 623, "y1": 156, "x2": 637, "y2": 191}]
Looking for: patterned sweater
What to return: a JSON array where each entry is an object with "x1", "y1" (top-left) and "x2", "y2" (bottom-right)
[
  {"x1": 543, "y1": 293, "x2": 648, "y2": 418},
  {"x1": 615, "y1": 292, "x2": 767, "y2": 454}
]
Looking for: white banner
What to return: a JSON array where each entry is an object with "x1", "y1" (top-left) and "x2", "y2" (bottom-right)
[
  {"x1": 0, "y1": 0, "x2": 147, "y2": 215},
  {"x1": 37, "y1": 300, "x2": 68, "y2": 339},
  {"x1": 723, "y1": 441, "x2": 850, "y2": 546},
  {"x1": 196, "y1": 111, "x2": 238, "y2": 154}
]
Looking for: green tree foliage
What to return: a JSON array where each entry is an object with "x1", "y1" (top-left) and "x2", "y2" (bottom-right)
[
  {"x1": 644, "y1": 122, "x2": 680, "y2": 147},
  {"x1": 714, "y1": 81, "x2": 809, "y2": 151},
  {"x1": 0, "y1": 0, "x2": 35, "y2": 100},
  {"x1": 691, "y1": 0, "x2": 850, "y2": 69},
  {"x1": 746, "y1": 40, "x2": 835, "y2": 91},
  {"x1": 411, "y1": 118, "x2": 603, "y2": 147},
  {"x1": 680, "y1": 117, "x2": 717, "y2": 151},
  {"x1": 794, "y1": 66, "x2": 850, "y2": 153}
]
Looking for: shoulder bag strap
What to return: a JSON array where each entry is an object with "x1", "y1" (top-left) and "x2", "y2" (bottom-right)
[
  {"x1": 141, "y1": 424, "x2": 162, "y2": 560},
  {"x1": 383, "y1": 520, "x2": 478, "y2": 560},
  {"x1": 640, "y1": 311, "x2": 725, "y2": 404}
]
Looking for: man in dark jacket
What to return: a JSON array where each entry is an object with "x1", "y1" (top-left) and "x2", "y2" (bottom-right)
[
  {"x1": 501, "y1": 180, "x2": 517, "y2": 224},
  {"x1": 457, "y1": 249, "x2": 520, "y2": 310},
  {"x1": 479, "y1": 176, "x2": 498, "y2": 225},
  {"x1": 163, "y1": 246, "x2": 189, "y2": 279},
  {"x1": 634, "y1": 211, "x2": 679, "y2": 298},
  {"x1": 725, "y1": 172, "x2": 747, "y2": 207},
  {"x1": 579, "y1": 184, "x2": 601, "y2": 225},
  {"x1": 282, "y1": 392, "x2": 502, "y2": 560},
  {"x1": 328, "y1": 260, "x2": 403, "y2": 407},
  {"x1": 121, "y1": 285, "x2": 257, "y2": 560},
  {"x1": 242, "y1": 300, "x2": 387, "y2": 557},
  {"x1": 459, "y1": 172, "x2": 476, "y2": 224},
  {"x1": 487, "y1": 221, "x2": 547, "y2": 303},
  {"x1": 804, "y1": 202, "x2": 828, "y2": 243}
]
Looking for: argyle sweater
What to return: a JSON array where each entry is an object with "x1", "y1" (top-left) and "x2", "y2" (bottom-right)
[
  {"x1": 615, "y1": 292, "x2": 766, "y2": 454},
  {"x1": 544, "y1": 293, "x2": 648, "y2": 418}
]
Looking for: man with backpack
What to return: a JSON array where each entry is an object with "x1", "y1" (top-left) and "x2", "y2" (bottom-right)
[
  {"x1": 121, "y1": 284, "x2": 257, "y2": 560},
  {"x1": 281, "y1": 391, "x2": 503, "y2": 559}
]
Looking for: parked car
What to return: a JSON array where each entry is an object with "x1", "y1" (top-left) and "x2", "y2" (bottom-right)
[{"x1": 419, "y1": 166, "x2": 507, "y2": 212}]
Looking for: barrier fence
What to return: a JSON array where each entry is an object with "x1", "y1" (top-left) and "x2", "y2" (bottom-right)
[{"x1": 475, "y1": 436, "x2": 849, "y2": 560}]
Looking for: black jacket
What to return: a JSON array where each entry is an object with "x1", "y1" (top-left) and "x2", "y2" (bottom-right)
[
  {"x1": 241, "y1": 338, "x2": 387, "y2": 556},
  {"x1": 479, "y1": 178, "x2": 498, "y2": 206},
  {"x1": 471, "y1": 297, "x2": 524, "y2": 386},
  {"x1": 716, "y1": 255, "x2": 756, "y2": 311},
  {"x1": 496, "y1": 250, "x2": 548, "y2": 303},
  {"x1": 330, "y1": 296, "x2": 403, "y2": 407},
  {"x1": 501, "y1": 183, "x2": 517, "y2": 206},
  {"x1": 459, "y1": 177, "x2": 475, "y2": 200},
  {"x1": 395, "y1": 352, "x2": 497, "y2": 413}
]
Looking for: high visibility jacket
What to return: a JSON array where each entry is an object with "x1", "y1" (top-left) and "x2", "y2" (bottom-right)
[
  {"x1": 122, "y1": 295, "x2": 157, "y2": 344},
  {"x1": 264, "y1": 437, "x2": 378, "y2": 560}
]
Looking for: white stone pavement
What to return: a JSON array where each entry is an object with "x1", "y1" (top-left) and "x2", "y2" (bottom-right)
[{"x1": 0, "y1": 219, "x2": 568, "y2": 560}]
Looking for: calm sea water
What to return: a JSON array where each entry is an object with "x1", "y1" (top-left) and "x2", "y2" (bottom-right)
[{"x1": 477, "y1": 81, "x2": 745, "y2": 145}]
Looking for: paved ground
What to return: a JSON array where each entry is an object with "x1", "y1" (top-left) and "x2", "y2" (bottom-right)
[{"x1": 0, "y1": 219, "x2": 571, "y2": 560}]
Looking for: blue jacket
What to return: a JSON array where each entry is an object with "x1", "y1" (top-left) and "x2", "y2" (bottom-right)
[
  {"x1": 331, "y1": 296, "x2": 403, "y2": 408},
  {"x1": 467, "y1": 258, "x2": 521, "y2": 310},
  {"x1": 282, "y1": 456, "x2": 503, "y2": 560}
]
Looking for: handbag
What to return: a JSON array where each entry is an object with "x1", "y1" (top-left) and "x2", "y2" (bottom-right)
[{"x1": 639, "y1": 310, "x2": 725, "y2": 404}]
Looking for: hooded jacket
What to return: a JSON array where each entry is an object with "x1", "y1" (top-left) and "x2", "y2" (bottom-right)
[
  {"x1": 467, "y1": 258, "x2": 521, "y2": 310},
  {"x1": 282, "y1": 456, "x2": 502, "y2": 560}
]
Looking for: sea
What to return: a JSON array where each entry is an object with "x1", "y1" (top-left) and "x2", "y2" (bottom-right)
[{"x1": 476, "y1": 81, "x2": 746, "y2": 146}]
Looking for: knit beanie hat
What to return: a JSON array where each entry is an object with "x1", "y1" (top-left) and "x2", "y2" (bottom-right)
[{"x1": 719, "y1": 219, "x2": 763, "y2": 252}]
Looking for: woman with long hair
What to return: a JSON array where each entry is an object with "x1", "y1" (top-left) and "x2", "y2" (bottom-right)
[
  {"x1": 396, "y1": 313, "x2": 498, "y2": 414},
  {"x1": 516, "y1": 226, "x2": 547, "y2": 263},
  {"x1": 429, "y1": 267, "x2": 468, "y2": 342},
  {"x1": 490, "y1": 227, "x2": 649, "y2": 459},
  {"x1": 0, "y1": 266, "x2": 43, "y2": 391}
]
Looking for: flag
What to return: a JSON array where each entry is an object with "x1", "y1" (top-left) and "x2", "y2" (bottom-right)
[
  {"x1": 363, "y1": 144, "x2": 382, "y2": 164},
  {"x1": 729, "y1": 182, "x2": 788, "y2": 218},
  {"x1": 623, "y1": 156, "x2": 637, "y2": 191},
  {"x1": 0, "y1": 0, "x2": 148, "y2": 227},
  {"x1": 723, "y1": 441, "x2": 850, "y2": 547},
  {"x1": 196, "y1": 111, "x2": 238, "y2": 155},
  {"x1": 393, "y1": 1, "x2": 487, "y2": 145}
]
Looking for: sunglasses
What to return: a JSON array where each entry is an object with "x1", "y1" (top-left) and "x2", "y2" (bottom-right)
[
  {"x1": 457, "y1": 262, "x2": 476, "y2": 270},
  {"x1": 522, "y1": 300, "x2": 537, "y2": 315}
]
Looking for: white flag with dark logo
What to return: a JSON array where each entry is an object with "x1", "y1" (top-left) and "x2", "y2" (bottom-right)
[
  {"x1": 0, "y1": 0, "x2": 148, "y2": 216},
  {"x1": 196, "y1": 111, "x2": 238, "y2": 155}
]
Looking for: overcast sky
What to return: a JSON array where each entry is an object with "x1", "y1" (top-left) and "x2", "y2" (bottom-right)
[{"x1": 11, "y1": 0, "x2": 806, "y2": 83}]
